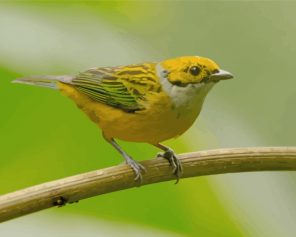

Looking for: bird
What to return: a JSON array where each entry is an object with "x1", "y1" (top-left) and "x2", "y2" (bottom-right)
[{"x1": 13, "y1": 56, "x2": 233, "y2": 183}]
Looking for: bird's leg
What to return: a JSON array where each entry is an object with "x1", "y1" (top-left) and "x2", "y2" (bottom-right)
[
  {"x1": 153, "y1": 143, "x2": 183, "y2": 183},
  {"x1": 103, "y1": 134, "x2": 146, "y2": 183}
]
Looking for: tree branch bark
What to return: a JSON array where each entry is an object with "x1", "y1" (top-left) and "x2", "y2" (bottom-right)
[{"x1": 1, "y1": 147, "x2": 296, "y2": 223}]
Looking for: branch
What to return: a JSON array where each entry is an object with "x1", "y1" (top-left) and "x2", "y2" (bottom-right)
[{"x1": 1, "y1": 147, "x2": 296, "y2": 222}]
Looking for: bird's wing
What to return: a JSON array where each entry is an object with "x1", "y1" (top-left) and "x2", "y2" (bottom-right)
[{"x1": 71, "y1": 64, "x2": 160, "y2": 112}]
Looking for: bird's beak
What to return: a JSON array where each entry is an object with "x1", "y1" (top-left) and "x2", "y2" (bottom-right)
[{"x1": 210, "y1": 69, "x2": 234, "y2": 82}]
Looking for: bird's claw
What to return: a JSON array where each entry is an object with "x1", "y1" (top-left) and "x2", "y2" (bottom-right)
[
  {"x1": 125, "y1": 157, "x2": 146, "y2": 184},
  {"x1": 157, "y1": 148, "x2": 183, "y2": 183}
]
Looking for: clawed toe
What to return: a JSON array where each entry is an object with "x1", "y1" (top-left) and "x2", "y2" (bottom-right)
[
  {"x1": 126, "y1": 158, "x2": 146, "y2": 183},
  {"x1": 157, "y1": 148, "x2": 183, "y2": 183},
  {"x1": 103, "y1": 136, "x2": 146, "y2": 184}
]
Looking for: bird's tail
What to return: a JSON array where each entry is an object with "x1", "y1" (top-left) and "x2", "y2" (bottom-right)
[{"x1": 12, "y1": 75, "x2": 74, "y2": 90}]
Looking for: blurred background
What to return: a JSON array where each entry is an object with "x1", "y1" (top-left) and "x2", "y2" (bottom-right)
[{"x1": 1, "y1": 1, "x2": 296, "y2": 236}]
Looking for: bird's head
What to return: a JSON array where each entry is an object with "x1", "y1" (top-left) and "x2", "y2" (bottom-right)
[
  {"x1": 156, "y1": 56, "x2": 234, "y2": 110},
  {"x1": 157, "y1": 56, "x2": 233, "y2": 87}
]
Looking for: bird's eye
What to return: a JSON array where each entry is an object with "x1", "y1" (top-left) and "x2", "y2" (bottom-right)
[{"x1": 189, "y1": 66, "x2": 201, "y2": 76}]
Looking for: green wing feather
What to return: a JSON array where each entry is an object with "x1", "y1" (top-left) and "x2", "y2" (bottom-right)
[{"x1": 71, "y1": 64, "x2": 158, "y2": 112}]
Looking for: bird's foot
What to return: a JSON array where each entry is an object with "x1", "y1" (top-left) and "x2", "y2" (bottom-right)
[
  {"x1": 125, "y1": 156, "x2": 146, "y2": 184},
  {"x1": 157, "y1": 148, "x2": 183, "y2": 183}
]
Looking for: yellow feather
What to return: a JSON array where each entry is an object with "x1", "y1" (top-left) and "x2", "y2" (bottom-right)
[{"x1": 58, "y1": 81, "x2": 198, "y2": 144}]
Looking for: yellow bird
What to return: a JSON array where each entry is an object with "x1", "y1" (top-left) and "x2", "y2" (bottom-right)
[{"x1": 13, "y1": 56, "x2": 233, "y2": 183}]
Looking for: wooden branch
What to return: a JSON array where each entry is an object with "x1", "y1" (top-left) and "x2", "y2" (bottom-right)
[{"x1": 1, "y1": 147, "x2": 296, "y2": 223}]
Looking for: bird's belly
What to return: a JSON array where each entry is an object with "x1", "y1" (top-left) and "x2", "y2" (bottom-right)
[
  {"x1": 100, "y1": 106, "x2": 198, "y2": 144},
  {"x1": 93, "y1": 97, "x2": 199, "y2": 144},
  {"x1": 59, "y1": 83, "x2": 200, "y2": 144}
]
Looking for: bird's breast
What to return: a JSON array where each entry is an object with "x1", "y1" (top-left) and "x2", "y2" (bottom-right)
[
  {"x1": 58, "y1": 82, "x2": 214, "y2": 144},
  {"x1": 163, "y1": 82, "x2": 215, "y2": 117}
]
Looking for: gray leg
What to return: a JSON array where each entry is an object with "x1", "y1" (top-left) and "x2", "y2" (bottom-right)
[
  {"x1": 154, "y1": 143, "x2": 183, "y2": 183},
  {"x1": 103, "y1": 134, "x2": 146, "y2": 182}
]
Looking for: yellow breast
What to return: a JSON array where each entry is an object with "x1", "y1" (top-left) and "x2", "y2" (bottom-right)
[{"x1": 57, "y1": 82, "x2": 204, "y2": 144}]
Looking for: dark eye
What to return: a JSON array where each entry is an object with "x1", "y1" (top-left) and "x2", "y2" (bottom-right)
[{"x1": 189, "y1": 66, "x2": 201, "y2": 76}]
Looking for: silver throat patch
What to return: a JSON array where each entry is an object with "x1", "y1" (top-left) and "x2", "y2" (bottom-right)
[{"x1": 156, "y1": 63, "x2": 215, "y2": 112}]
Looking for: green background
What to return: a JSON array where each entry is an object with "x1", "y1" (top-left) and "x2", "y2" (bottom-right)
[{"x1": 1, "y1": 1, "x2": 296, "y2": 236}]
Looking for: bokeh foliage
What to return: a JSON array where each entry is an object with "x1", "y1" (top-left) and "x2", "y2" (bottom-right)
[{"x1": 1, "y1": 1, "x2": 296, "y2": 236}]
